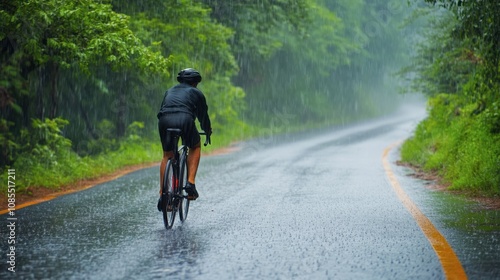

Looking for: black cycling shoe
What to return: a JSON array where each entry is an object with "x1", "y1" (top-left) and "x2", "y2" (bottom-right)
[
  {"x1": 184, "y1": 182, "x2": 199, "y2": 200},
  {"x1": 157, "y1": 197, "x2": 162, "y2": 212}
]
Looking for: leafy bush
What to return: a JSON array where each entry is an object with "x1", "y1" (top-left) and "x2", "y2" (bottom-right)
[
  {"x1": 0, "y1": 118, "x2": 161, "y2": 194},
  {"x1": 2, "y1": 118, "x2": 73, "y2": 190},
  {"x1": 401, "y1": 94, "x2": 500, "y2": 195},
  {"x1": 0, "y1": 119, "x2": 18, "y2": 167}
]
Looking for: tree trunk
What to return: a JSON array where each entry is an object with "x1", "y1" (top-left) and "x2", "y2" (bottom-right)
[
  {"x1": 49, "y1": 62, "x2": 59, "y2": 119},
  {"x1": 116, "y1": 72, "x2": 128, "y2": 137},
  {"x1": 36, "y1": 67, "x2": 45, "y2": 120},
  {"x1": 117, "y1": 92, "x2": 127, "y2": 137},
  {"x1": 79, "y1": 101, "x2": 99, "y2": 139}
]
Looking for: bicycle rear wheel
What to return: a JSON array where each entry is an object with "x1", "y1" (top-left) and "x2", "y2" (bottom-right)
[
  {"x1": 179, "y1": 148, "x2": 190, "y2": 222},
  {"x1": 162, "y1": 159, "x2": 176, "y2": 229}
]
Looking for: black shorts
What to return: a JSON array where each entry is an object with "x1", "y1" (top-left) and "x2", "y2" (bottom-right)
[{"x1": 158, "y1": 113, "x2": 200, "y2": 151}]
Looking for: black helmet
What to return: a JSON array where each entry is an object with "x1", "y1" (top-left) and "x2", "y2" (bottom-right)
[{"x1": 177, "y1": 68, "x2": 202, "y2": 84}]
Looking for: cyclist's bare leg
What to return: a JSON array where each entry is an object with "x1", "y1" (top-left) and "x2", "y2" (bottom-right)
[
  {"x1": 187, "y1": 142, "x2": 201, "y2": 184},
  {"x1": 159, "y1": 151, "x2": 174, "y2": 195}
]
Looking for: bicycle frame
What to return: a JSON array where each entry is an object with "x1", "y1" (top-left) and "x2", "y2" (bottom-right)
[{"x1": 161, "y1": 129, "x2": 209, "y2": 229}]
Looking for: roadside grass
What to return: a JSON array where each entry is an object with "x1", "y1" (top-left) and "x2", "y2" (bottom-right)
[
  {"x1": 401, "y1": 94, "x2": 500, "y2": 196},
  {"x1": 0, "y1": 140, "x2": 160, "y2": 194}
]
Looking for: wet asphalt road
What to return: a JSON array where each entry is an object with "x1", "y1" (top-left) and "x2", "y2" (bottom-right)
[{"x1": 2, "y1": 104, "x2": 499, "y2": 279}]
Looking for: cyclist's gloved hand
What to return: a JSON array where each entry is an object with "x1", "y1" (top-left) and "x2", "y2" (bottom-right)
[{"x1": 203, "y1": 128, "x2": 212, "y2": 146}]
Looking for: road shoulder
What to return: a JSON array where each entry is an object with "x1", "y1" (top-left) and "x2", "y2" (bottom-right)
[{"x1": 396, "y1": 161, "x2": 500, "y2": 210}]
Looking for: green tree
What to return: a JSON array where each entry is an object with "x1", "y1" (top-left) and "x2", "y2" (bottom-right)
[
  {"x1": 0, "y1": 0, "x2": 169, "y2": 165},
  {"x1": 238, "y1": 0, "x2": 413, "y2": 126},
  {"x1": 421, "y1": 0, "x2": 500, "y2": 103},
  {"x1": 111, "y1": 0, "x2": 245, "y2": 137},
  {"x1": 399, "y1": 10, "x2": 477, "y2": 97},
  {"x1": 199, "y1": 0, "x2": 310, "y2": 64},
  {"x1": 424, "y1": 1, "x2": 500, "y2": 73}
]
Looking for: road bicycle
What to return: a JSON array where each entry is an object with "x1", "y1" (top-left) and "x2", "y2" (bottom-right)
[{"x1": 160, "y1": 129, "x2": 210, "y2": 229}]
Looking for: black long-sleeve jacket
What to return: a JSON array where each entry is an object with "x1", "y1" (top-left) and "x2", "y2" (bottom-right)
[{"x1": 157, "y1": 83, "x2": 211, "y2": 132}]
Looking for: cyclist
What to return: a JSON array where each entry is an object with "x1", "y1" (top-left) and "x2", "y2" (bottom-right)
[{"x1": 157, "y1": 68, "x2": 212, "y2": 210}]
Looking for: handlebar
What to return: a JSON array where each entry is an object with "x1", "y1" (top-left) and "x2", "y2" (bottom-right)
[{"x1": 199, "y1": 131, "x2": 211, "y2": 146}]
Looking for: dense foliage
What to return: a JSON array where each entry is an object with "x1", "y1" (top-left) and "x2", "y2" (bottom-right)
[
  {"x1": 1, "y1": 0, "x2": 413, "y2": 193},
  {"x1": 401, "y1": 1, "x2": 500, "y2": 195}
]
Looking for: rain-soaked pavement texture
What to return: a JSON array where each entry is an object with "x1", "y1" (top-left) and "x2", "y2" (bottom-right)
[{"x1": 1, "y1": 104, "x2": 499, "y2": 279}]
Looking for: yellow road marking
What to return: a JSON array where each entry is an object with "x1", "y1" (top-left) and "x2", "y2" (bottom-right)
[
  {"x1": 0, "y1": 186, "x2": 95, "y2": 215},
  {"x1": 383, "y1": 143, "x2": 467, "y2": 280}
]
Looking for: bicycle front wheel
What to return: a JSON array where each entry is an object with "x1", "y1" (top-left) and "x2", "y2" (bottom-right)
[
  {"x1": 179, "y1": 148, "x2": 190, "y2": 222},
  {"x1": 162, "y1": 159, "x2": 176, "y2": 229}
]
